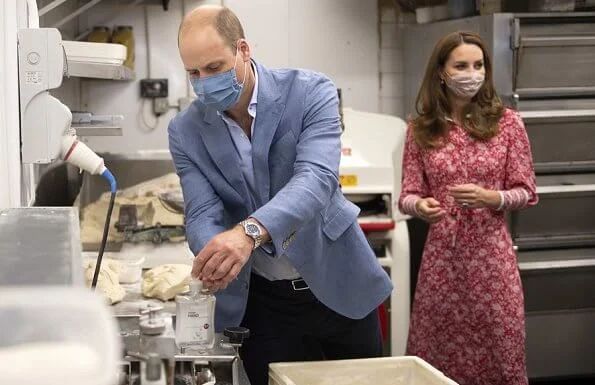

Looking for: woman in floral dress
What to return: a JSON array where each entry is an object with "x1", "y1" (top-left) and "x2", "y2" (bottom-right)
[{"x1": 398, "y1": 31, "x2": 538, "y2": 385}]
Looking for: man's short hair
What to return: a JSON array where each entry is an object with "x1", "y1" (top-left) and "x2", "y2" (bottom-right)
[{"x1": 215, "y1": 7, "x2": 245, "y2": 51}]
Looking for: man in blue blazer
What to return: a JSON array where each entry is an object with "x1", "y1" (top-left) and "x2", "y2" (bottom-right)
[{"x1": 171, "y1": 5, "x2": 393, "y2": 384}]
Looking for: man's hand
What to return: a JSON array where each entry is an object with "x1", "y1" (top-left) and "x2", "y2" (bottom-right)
[
  {"x1": 448, "y1": 184, "x2": 501, "y2": 209},
  {"x1": 193, "y1": 225, "x2": 253, "y2": 291},
  {"x1": 415, "y1": 197, "x2": 447, "y2": 224}
]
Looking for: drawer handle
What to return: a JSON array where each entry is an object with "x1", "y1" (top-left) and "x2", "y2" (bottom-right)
[
  {"x1": 537, "y1": 184, "x2": 595, "y2": 194},
  {"x1": 518, "y1": 259, "x2": 595, "y2": 271}
]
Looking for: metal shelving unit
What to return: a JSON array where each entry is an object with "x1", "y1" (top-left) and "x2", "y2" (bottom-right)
[
  {"x1": 67, "y1": 61, "x2": 135, "y2": 81},
  {"x1": 72, "y1": 124, "x2": 123, "y2": 137}
]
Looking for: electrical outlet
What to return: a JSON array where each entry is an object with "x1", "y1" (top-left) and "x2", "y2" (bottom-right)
[
  {"x1": 140, "y1": 79, "x2": 168, "y2": 98},
  {"x1": 153, "y1": 97, "x2": 169, "y2": 116}
]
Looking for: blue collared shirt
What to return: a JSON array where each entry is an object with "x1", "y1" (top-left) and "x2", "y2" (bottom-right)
[{"x1": 219, "y1": 63, "x2": 300, "y2": 281}]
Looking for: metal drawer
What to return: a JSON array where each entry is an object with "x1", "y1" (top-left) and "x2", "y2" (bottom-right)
[
  {"x1": 518, "y1": 248, "x2": 595, "y2": 311},
  {"x1": 525, "y1": 309, "x2": 595, "y2": 379},
  {"x1": 517, "y1": 247, "x2": 595, "y2": 379},
  {"x1": 518, "y1": 97, "x2": 595, "y2": 111},
  {"x1": 510, "y1": 174, "x2": 595, "y2": 249},
  {"x1": 520, "y1": 110, "x2": 595, "y2": 173},
  {"x1": 513, "y1": 14, "x2": 595, "y2": 98}
]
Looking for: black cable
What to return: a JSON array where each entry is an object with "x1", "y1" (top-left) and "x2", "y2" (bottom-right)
[{"x1": 91, "y1": 191, "x2": 117, "y2": 288}]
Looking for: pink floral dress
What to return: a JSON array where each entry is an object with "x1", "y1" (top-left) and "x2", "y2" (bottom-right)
[{"x1": 398, "y1": 108, "x2": 538, "y2": 385}]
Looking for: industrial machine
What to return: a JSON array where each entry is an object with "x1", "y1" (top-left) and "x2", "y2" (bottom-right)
[
  {"x1": 118, "y1": 302, "x2": 249, "y2": 385},
  {"x1": 339, "y1": 107, "x2": 409, "y2": 356},
  {"x1": 0, "y1": 1, "x2": 251, "y2": 383},
  {"x1": 402, "y1": 12, "x2": 595, "y2": 380},
  {"x1": 0, "y1": 207, "x2": 250, "y2": 385}
]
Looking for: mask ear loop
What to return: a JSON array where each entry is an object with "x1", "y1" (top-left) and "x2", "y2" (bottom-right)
[
  {"x1": 241, "y1": 59, "x2": 248, "y2": 86},
  {"x1": 235, "y1": 42, "x2": 249, "y2": 87}
]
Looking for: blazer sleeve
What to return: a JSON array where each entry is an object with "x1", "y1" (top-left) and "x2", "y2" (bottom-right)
[
  {"x1": 250, "y1": 76, "x2": 342, "y2": 256},
  {"x1": 168, "y1": 119, "x2": 226, "y2": 255}
]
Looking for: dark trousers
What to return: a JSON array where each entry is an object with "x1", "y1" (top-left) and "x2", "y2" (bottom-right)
[{"x1": 239, "y1": 273, "x2": 383, "y2": 385}]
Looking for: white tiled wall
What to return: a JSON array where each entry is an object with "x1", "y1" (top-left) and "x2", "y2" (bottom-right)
[{"x1": 378, "y1": 5, "x2": 415, "y2": 119}]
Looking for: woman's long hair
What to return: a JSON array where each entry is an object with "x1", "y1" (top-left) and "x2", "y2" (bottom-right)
[{"x1": 412, "y1": 31, "x2": 504, "y2": 148}]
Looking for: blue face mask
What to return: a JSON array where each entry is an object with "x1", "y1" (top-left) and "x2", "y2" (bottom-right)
[{"x1": 190, "y1": 50, "x2": 247, "y2": 112}]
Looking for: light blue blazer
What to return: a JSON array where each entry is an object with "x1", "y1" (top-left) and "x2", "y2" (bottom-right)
[{"x1": 168, "y1": 61, "x2": 393, "y2": 331}]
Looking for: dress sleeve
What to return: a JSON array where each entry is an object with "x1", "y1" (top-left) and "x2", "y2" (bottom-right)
[
  {"x1": 398, "y1": 122, "x2": 430, "y2": 217},
  {"x1": 497, "y1": 110, "x2": 538, "y2": 211}
]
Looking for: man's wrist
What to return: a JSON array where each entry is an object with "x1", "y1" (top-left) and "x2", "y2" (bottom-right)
[
  {"x1": 235, "y1": 224, "x2": 256, "y2": 249},
  {"x1": 239, "y1": 218, "x2": 265, "y2": 249},
  {"x1": 246, "y1": 217, "x2": 271, "y2": 243}
]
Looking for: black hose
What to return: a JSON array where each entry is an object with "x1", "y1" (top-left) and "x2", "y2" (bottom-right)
[{"x1": 91, "y1": 191, "x2": 117, "y2": 289}]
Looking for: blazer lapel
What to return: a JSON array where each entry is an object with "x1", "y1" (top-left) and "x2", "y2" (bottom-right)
[
  {"x1": 201, "y1": 107, "x2": 250, "y2": 204},
  {"x1": 252, "y1": 62, "x2": 286, "y2": 205}
]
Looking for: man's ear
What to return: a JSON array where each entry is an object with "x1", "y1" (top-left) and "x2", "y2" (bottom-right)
[{"x1": 237, "y1": 39, "x2": 251, "y2": 62}]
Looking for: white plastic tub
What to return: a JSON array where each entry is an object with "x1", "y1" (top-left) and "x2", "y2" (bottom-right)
[
  {"x1": 0, "y1": 286, "x2": 121, "y2": 385},
  {"x1": 115, "y1": 255, "x2": 145, "y2": 284},
  {"x1": 269, "y1": 356, "x2": 459, "y2": 385}
]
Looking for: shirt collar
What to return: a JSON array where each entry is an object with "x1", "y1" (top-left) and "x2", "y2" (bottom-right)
[{"x1": 248, "y1": 61, "x2": 258, "y2": 118}]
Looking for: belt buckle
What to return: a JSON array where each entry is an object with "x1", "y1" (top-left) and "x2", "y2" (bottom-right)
[{"x1": 291, "y1": 279, "x2": 309, "y2": 291}]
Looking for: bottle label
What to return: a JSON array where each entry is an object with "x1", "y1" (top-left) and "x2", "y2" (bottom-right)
[{"x1": 179, "y1": 303, "x2": 211, "y2": 344}]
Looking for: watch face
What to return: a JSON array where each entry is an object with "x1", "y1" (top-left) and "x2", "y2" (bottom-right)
[{"x1": 246, "y1": 223, "x2": 260, "y2": 236}]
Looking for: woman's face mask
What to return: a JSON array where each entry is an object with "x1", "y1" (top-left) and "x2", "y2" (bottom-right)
[
  {"x1": 443, "y1": 72, "x2": 485, "y2": 99},
  {"x1": 190, "y1": 47, "x2": 248, "y2": 112},
  {"x1": 442, "y1": 43, "x2": 486, "y2": 99}
]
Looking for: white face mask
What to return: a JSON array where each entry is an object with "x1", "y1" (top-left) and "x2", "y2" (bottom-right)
[{"x1": 444, "y1": 72, "x2": 485, "y2": 99}]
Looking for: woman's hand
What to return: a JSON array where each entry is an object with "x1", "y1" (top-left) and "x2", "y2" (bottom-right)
[
  {"x1": 415, "y1": 197, "x2": 447, "y2": 223},
  {"x1": 448, "y1": 184, "x2": 501, "y2": 209}
]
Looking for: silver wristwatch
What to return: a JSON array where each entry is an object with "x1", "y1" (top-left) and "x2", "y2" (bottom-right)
[{"x1": 239, "y1": 219, "x2": 263, "y2": 250}]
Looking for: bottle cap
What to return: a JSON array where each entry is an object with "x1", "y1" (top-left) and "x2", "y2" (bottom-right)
[{"x1": 189, "y1": 279, "x2": 203, "y2": 292}]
